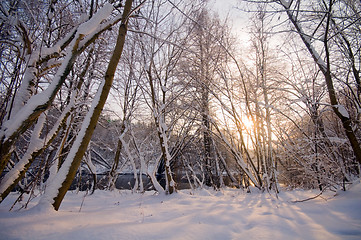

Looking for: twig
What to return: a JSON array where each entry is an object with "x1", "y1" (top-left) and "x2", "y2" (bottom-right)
[
  {"x1": 79, "y1": 190, "x2": 88, "y2": 212},
  {"x1": 291, "y1": 189, "x2": 326, "y2": 203}
]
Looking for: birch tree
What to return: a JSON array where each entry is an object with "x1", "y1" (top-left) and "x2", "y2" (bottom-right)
[
  {"x1": 241, "y1": 0, "x2": 361, "y2": 189},
  {"x1": 135, "y1": 0, "x2": 188, "y2": 194}
]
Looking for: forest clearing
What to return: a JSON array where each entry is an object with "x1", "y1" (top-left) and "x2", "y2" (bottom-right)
[{"x1": 0, "y1": 0, "x2": 360, "y2": 238}]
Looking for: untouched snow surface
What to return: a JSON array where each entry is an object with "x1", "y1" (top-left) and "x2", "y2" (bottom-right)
[{"x1": 0, "y1": 182, "x2": 361, "y2": 240}]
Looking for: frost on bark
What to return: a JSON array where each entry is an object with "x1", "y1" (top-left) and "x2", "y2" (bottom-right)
[
  {"x1": 120, "y1": 126, "x2": 140, "y2": 192},
  {"x1": 107, "y1": 64, "x2": 138, "y2": 190}
]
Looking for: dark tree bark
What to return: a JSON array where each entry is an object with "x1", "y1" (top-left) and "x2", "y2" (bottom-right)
[{"x1": 42, "y1": 0, "x2": 134, "y2": 210}]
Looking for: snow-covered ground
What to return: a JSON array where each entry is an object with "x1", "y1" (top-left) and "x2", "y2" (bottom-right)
[{"x1": 0, "y1": 182, "x2": 361, "y2": 240}]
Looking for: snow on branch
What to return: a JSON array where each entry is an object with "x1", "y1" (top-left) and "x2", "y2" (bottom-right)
[
  {"x1": 334, "y1": 105, "x2": 350, "y2": 118},
  {"x1": 39, "y1": 79, "x2": 106, "y2": 208},
  {"x1": 282, "y1": 4, "x2": 328, "y2": 73},
  {"x1": 77, "y1": 3, "x2": 114, "y2": 36},
  {"x1": 0, "y1": 3, "x2": 117, "y2": 143},
  {"x1": 279, "y1": 0, "x2": 292, "y2": 9}
]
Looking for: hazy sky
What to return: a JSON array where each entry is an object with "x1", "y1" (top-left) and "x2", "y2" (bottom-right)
[{"x1": 209, "y1": 0, "x2": 252, "y2": 44}]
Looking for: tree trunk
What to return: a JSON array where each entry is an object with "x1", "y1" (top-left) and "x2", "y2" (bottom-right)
[
  {"x1": 0, "y1": 36, "x2": 81, "y2": 175},
  {"x1": 39, "y1": 0, "x2": 134, "y2": 210},
  {"x1": 283, "y1": 2, "x2": 361, "y2": 165},
  {"x1": 108, "y1": 123, "x2": 126, "y2": 190}
]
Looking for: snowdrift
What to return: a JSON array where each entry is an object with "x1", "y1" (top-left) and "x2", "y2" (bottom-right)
[{"x1": 0, "y1": 182, "x2": 360, "y2": 240}]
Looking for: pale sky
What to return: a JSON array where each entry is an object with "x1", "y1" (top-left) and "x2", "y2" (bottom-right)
[{"x1": 209, "y1": 0, "x2": 252, "y2": 46}]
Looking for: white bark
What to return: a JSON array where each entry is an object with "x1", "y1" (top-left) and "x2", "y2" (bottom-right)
[
  {"x1": 148, "y1": 155, "x2": 165, "y2": 193},
  {"x1": 120, "y1": 137, "x2": 139, "y2": 193}
]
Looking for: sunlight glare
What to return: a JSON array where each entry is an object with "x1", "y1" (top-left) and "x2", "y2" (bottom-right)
[{"x1": 242, "y1": 116, "x2": 253, "y2": 131}]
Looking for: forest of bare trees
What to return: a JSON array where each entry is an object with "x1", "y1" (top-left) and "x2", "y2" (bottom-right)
[{"x1": 0, "y1": 0, "x2": 360, "y2": 211}]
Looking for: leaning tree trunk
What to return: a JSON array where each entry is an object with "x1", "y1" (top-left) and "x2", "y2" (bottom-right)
[
  {"x1": 39, "y1": 0, "x2": 134, "y2": 211},
  {"x1": 0, "y1": 2, "x2": 125, "y2": 175},
  {"x1": 0, "y1": 47, "x2": 95, "y2": 203},
  {"x1": 0, "y1": 106, "x2": 71, "y2": 203}
]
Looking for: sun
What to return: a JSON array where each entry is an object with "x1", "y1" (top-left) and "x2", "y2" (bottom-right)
[{"x1": 241, "y1": 116, "x2": 254, "y2": 131}]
